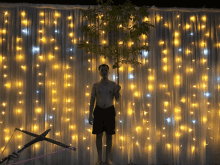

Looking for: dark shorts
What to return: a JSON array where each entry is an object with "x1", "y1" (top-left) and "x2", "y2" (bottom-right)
[{"x1": 92, "y1": 105, "x2": 116, "y2": 135}]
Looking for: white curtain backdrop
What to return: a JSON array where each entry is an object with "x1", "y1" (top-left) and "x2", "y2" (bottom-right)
[{"x1": 0, "y1": 3, "x2": 220, "y2": 165}]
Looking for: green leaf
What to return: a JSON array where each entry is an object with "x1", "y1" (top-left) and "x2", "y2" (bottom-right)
[{"x1": 76, "y1": 0, "x2": 155, "y2": 71}]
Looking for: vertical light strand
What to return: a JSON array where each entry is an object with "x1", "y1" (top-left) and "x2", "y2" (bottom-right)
[
  {"x1": 189, "y1": 12, "x2": 196, "y2": 165},
  {"x1": 3, "y1": 9, "x2": 8, "y2": 155},
  {"x1": 171, "y1": 11, "x2": 177, "y2": 164},
  {"x1": 119, "y1": 10, "x2": 126, "y2": 161},
  {"x1": 61, "y1": 10, "x2": 67, "y2": 164},
  {"x1": 0, "y1": 8, "x2": 2, "y2": 142},
  {"x1": 216, "y1": 13, "x2": 220, "y2": 163},
  {"x1": 0, "y1": 8, "x2": 2, "y2": 134},
  {"x1": 162, "y1": 10, "x2": 168, "y2": 161},
  {"x1": 140, "y1": 13, "x2": 149, "y2": 156},
  {"x1": 36, "y1": 7, "x2": 42, "y2": 154},
  {"x1": 40, "y1": 9, "x2": 46, "y2": 130},
  {"x1": 155, "y1": 10, "x2": 162, "y2": 164},
  {"x1": 2, "y1": 9, "x2": 9, "y2": 155},
  {"x1": 208, "y1": 12, "x2": 215, "y2": 163},
  {"x1": 38, "y1": 8, "x2": 44, "y2": 154},
  {"x1": 53, "y1": 10, "x2": 58, "y2": 164},
  {"x1": 150, "y1": 11, "x2": 156, "y2": 162},
  {"x1": 188, "y1": 12, "x2": 194, "y2": 164},
  {"x1": 71, "y1": 8, "x2": 77, "y2": 157},
  {"x1": 77, "y1": 7, "x2": 83, "y2": 164},
  {"x1": 176, "y1": 13, "x2": 183, "y2": 164},
  {"x1": 128, "y1": 12, "x2": 134, "y2": 158},
  {"x1": 175, "y1": 12, "x2": 182, "y2": 164},
  {"x1": 190, "y1": 12, "x2": 195, "y2": 163},
  {"x1": 139, "y1": 11, "x2": 146, "y2": 159},
  {"x1": 209, "y1": 15, "x2": 220, "y2": 162},
  {"x1": 201, "y1": 14, "x2": 209, "y2": 165},
  {"x1": 9, "y1": 7, "x2": 16, "y2": 155},
  {"x1": 67, "y1": 11, "x2": 72, "y2": 156},
  {"x1": 69, "y1": 10, "x2": 74, "y2": 137},
  {"x1": 124, "y1": 10, "x2": 130, "y2": 163},
  {"x1": 17, "y1": 7, "x2": 24, "y2": 152},
  {"x1": 56, "y1": 9, "x2": 63, "y2": 162},
  {"x1": 178, "y1": 13, "x2": 185, "y2": 165},
  {"x1": 172, "y1": 11, "x2": 178, "y2": 163},
  {"x1": 182, "y1": 12, "x2": 189, "y2": 165},
  {"x1": 164, "y1": 11, "x2": 171, "y2": 162}
]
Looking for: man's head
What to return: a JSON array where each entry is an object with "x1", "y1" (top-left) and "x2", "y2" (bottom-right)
[{"x1": 99, "y1": 64, "x2": 110, "y2": 80}]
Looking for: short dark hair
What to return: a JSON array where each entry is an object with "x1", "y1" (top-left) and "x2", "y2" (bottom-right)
[{"x1": 99, "y1": 64, "x2": 109, "y2": 71}]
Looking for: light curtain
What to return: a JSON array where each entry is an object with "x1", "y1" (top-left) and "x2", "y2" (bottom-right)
[{"x1": 0, "y1": 3, "x2": 220, "y2": 165}]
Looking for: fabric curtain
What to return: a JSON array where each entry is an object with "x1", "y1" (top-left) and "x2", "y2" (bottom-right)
[{"x1": 0, "y1": 3, "x2": 220, "y2": 165}]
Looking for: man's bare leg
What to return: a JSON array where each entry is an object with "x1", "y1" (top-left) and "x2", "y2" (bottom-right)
[
  {"x1": 105, "y1": 133, "x2": 113, "y2": 164},
  {"x1": 95, "y1": 133, "x2": 103, "y2": 165}
]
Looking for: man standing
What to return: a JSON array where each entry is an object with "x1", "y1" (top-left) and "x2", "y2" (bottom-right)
[{"x1": 89, "y1": 64, "x2": 121, "y2": 165}]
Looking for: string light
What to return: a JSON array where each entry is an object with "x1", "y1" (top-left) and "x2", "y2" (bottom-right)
[{"x1": 0, "y1": 7, "x2": 219, "y2": 164}]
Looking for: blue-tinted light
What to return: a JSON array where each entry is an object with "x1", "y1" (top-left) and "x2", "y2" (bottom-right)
[
  {"x1": 128, "y1": 73, "x2": 134, "y2": 79},
  {"x1": 22, "y1": 28, "x2": 30, "y2": 35},
  {"x1": 142, "y1": 50, "x2": 148, "y2": 57},
  {"x1": 32, "y1": 46, "x2": 40, "y2": 54},
  {"x1": 204, "y1": 49, "x2": 208, "y2": 55}
]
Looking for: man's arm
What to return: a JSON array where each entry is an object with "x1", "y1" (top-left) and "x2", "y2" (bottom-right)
[
  {"x1": 89, "y1": 83, "x2": 96, "y2": 116},
  {"x1": 114, "y1": 85, "x2": 121, "y2": 104}
]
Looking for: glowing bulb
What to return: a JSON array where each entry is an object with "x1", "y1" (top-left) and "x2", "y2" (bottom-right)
[
  {"x1": 174, "y1": 40, "x2": 179, "y2": 45},
  {"x1": 163, "y1": 58, "x2": 167, "y2": 62},
  {"x1": 22, "y1": 20, "x2": 27, "y2": 25},
  {"x1": 69, "y1": 33, "x2": 73, "y2": 37},
  {"x1": 159, "y1": 41, "x2": 164, "y2": 45},
  {"x1": 164, "y1": 102, "x2": 169, "y2": 106},
  {"x1": 41, "y1": 37, "x2": 46, "y2": 42},
  {"x1": 190, "y1": 16, "x2": 195, "y2": 21},
  {"x1": 163, "y1": 50, "x2": 167, "y2": 54},
  {"x1": 163, "y1": 66, "x2": 167, "y2": 71},
  {"x1": 34, "y1": 125, "x2": 38, "y2": 130}
]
